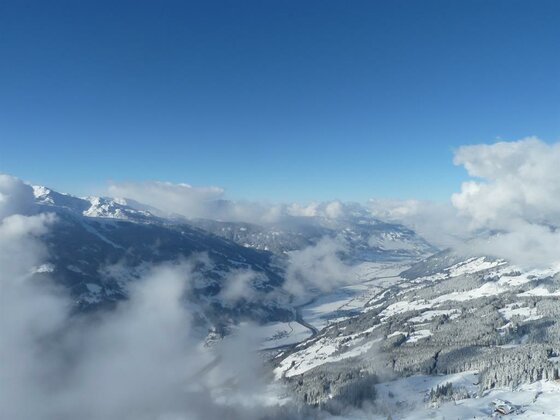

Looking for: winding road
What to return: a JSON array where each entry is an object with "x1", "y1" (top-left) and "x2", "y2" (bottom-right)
[{"x1": 259, "y1": 297, "x2": 319, "y2": 352}]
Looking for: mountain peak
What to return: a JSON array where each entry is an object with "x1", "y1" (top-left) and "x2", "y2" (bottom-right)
[
  {"x1": 31, "y1": 185, "x2": 156, "y2": 222},
  {"x1": 82, "y1": 196, "x2": 154, "y2": 220}
]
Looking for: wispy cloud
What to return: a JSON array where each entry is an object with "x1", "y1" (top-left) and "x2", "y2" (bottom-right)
[
  {"x1": 283, "y1": 236, "x2": 354, "y2": 300},
  {"x1": 106, "y1": 180, "x2": 369, "y2": 226},
  {"x1": 367, "y1": 198, "x2": 470, "y2": 248}
]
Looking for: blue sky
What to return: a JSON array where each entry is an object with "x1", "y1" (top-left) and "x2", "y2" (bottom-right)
[{"x1": 1, "y1": 0, "x2": 558, "y2": 202}]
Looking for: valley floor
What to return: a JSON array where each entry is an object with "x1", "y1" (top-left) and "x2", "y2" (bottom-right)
[{"x1": 257, "y1": 261, "x2": 410, "y2": 351}]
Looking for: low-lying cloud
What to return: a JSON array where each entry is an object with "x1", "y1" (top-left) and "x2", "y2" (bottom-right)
[
  {"x1": 107, "y1": 137, "x2": 560, "y2": 270},
  {"x1": 283, "y1": 237, "x2": 354, "y2": 301},
  {"x1": 107, "y1": 180, "x2": 363, "y2": 227},
  {"x1": 367, "y1": 198, "x2": 471, "y2": 249},
  {"x1": 108, "y1": 180, "x2": 225, "y2": 219},
  {"x1": 0, "y1": 180, "x2": 295, "y2": 420}
]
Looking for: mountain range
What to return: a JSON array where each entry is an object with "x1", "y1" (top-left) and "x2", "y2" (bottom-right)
[{"x1": 28, "y1": 185, "x2": 436, "y2": 331}]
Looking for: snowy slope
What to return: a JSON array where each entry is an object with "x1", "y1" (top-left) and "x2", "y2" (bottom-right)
[
  {"x1": 29, "y1": 185, "x2": 293, "y2": 328},
  {"x1": 272, "y1": 250, "x2": 560, "y2": 412},
  {"x1": 373, "y1": 372, "x2": 560, "y2": 419},
  {"x1": 28, "y1": 184, "x2": 440, "y2": 335},
  {"x1": 33, "y1": 185, "x2": 158, "y2": 222}
]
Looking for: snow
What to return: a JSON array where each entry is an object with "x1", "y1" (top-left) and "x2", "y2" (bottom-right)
[
  {"x1": 416, "y1": 257, "x2": 508, "y2": 282},
  {"x1": 32, "y1": 185, "x2": 55, "y2": 204},
  {"x1": 447, "y1": 257, "x2": 507, "y2": 277},
  {"x1": 67, "y1": 265, "x2": 84, "y2": 274},
  {"x1": 372, "y1": 233, "x2": 420, "y2": 251},
  {"x1": 329, "y1": 339, "x2": 378, "y2": 362},
  {"x1": 406, "y1": 329, "x2": 432, "y2": 343},
  {"x1": 274, "y1": 322, "x2": 383, "y2": 379},
  {"x1": 274, "y1": 338, "x2": 339, "y2": 378},
  {"x1": 301, "y1": 262, "x2": 409, "y2": 329},
  {"x1": 518, "y1": 286, "x2": 560, "y2": 297},
  {"x1": 34, "y1": 263, "x2": 55, "y2": 273},
  {"x1": 406, "y1": 266, "x2": 559, "y2": 307},
  {"x1": 302, "y1": 291, "x2": 359, "y2": 330},
  {"x1": 371, "y1": 372, "x2": 560, "y2": 419},
  {"x1": 255, "y1": 322, "x2": 313, "y2": 350},
  {"x1": 271, "y1": 253, "x2": 560, "y2": 417},
  {"x1": 83, "y1": 196, "x2": 130, "y2": 219},
  {"x1": 80, "y1": 220, "x2": 123, "y2": 249},
  {"x1": 274, "y1": 256, "x2": 560, "y2": 389},
  {"x1": 353, "y1": 261, "x2": 411, "y2": 282},
  {"x1": 274, "y1": 334, "x2": 380, "y2": 379},
  {"x1": 499, "y1": 303, "x2": 541, "y2": 322},
  {"x1": 379, "y1": 300, "x2": 433, "y2": 320},
  {"x1": 408, "y1": 309, "x2": 459, "y2": 323}
]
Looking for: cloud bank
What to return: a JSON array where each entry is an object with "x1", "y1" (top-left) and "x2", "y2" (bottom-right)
[
  {"x1": 107, "y1": 180, "x2": 226, "y2": 219},
  {"x1": 451, "y1": 137, "x2": 560, "y2": 268},
  {"x1": 107, "y1": 180, "x2": 364, "y2": 226},
  {"x1": 451, "y1": 137, "x2": 560, "y2": 229},
  {"x1": 367, "y1": 198, "x2": 470, "y2": 249},
  {"x1": 106, "y1": 137, "x2": 560, "y2": 269},
  {"x1": 369, "y1": 137, "x2": 560, "y2": 267}
]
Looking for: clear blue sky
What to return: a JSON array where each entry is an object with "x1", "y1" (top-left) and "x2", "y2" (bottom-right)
[{"x1": 1, "y1": 0, "x2": 558, "y2": 201}]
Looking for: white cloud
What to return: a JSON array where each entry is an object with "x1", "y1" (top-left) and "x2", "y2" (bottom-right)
[
  {"x1": 368, "y1": 137, "x2": 560, "y2": 268},
  {"x1": 283, "y1": 237, "x2": 354, "y2": 300},
  {"x1": 219, "y1": 269, "x2": 262, "y2": 304},
  {"x1": 450, "y1": 137, "x2": 560, "y2": 268},
  {"x1": 452, "y1": 137, "x2": 560, "y2": 229},
  {"x1": 0, "y1": 174, "x2": 36, "y2": 218},
  {"x1": 106, "y1": 180, "x2": 359, "y2": 226},
  {"x1": 0, "y1": 211, "x2": 65, "y2": 420},
  {"x1": 107, "y1": 180, "x2": 225, "y2": 219},
  {"x1": 367, "y1": 198, "x2": 470, "y2": 248},
  {"x1": 107, "y1": 180, "x2": 288, "y2": 223},
  {"x1": 456, "y1": 223, "x2": 560, "y2": 269},
  {"x1": 286, "y1": 202, "x2": 319, "y2": 218}
]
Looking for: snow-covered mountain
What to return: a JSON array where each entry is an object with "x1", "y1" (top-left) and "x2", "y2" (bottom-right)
[
  {"x1": 30, "y1": 186, "x2": 293, "y2": 328},
  {"x1": 28, "y1": 185, "x2": 437, "y2": 332},
  {"x1": 270, "y1": 249, "x2": 560, "y2": 416},
  {"x1": 192, "y1": 213, "x2": 436, "y2": 262},
  {"x1": 33, "y1": 185, "x2": 163, "y2": 222}
]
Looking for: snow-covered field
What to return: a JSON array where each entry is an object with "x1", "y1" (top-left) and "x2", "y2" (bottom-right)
[
  {"x1": 301, "y1": 262, "x2": 409, "y2": 329},
  {"x1": 271, "y1": 262, "x2": 409, "y2": 378},
  {"x1": 255, "y1": 322, "x2": 313, "y2": 350},
  {"x1": 372, "y1": 373, "x2": 560, "y2": 419}
]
